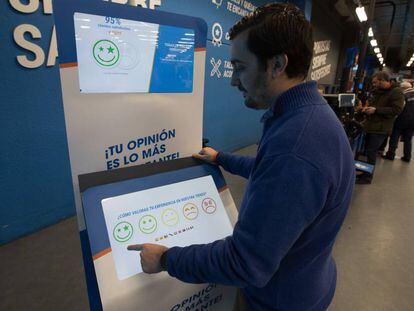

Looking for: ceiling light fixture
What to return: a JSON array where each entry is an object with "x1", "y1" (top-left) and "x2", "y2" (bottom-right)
[
  {"x1": 355, "y1": 6, "x2": 368, "y2": 22},
  {"x1": 370, "y1": 39, "x2": 378, "y2": 47},
  {"x1": 374, "y1": 47, "x2": 380, "y2": 53},
  {"x1": 368, "y1": 27, "x2": 374, "y2": 37}
]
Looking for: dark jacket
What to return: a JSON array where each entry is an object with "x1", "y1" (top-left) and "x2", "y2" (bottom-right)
[
  {"x1": 364, "y1": 86, "x2": 405, "y2": 134},
  {"x1": 395, "y1": 88, "x2": 414, "y2": 129},
  {"x1": 166, "y1": 82, "x2": 355, "y2": 310}
]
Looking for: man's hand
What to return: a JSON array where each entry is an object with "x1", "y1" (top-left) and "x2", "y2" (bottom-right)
[
  {"x1": 192, "y1": 147, "x2": 219, "y2": 164},
  {"x1": 127, "y1": 243, "x2": 168, "y2": 274},
  {"x1": 363, "y1": 107, "x2": 376, "y2": 115},
  {"x1": 356, "y1": 100, "x2": 363, "y2": 110}
]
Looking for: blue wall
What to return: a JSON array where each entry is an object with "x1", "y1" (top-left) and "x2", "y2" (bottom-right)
[
  {"x1": 0, "y1": 1, "x2": 75, "y2": 244},
  {"x1": 0, "y1": 0, "x2": 311, "y2": 244}
]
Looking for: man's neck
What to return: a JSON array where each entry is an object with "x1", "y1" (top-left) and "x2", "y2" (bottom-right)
[{"x1": 267, "y1": 77, "x2": 305, "y2": 105}]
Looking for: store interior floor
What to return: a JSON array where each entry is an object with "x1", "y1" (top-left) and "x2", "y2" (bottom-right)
[{"x1": 1, "y1": 144, "x2": 413, "y2": 311}]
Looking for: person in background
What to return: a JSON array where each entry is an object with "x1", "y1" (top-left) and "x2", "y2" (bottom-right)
[
  {"x1": 382, "y1": 81, "x2": 414, "y2": 162},
  {"x1": 356, "y1": 71, "x2": 404, "y2": 184},
  {"x1": 127, "y1": 3, "x2": 355, "y2": 310},
  {"x1": 317, "y1": 84, "x2": 325, "y2": 94},
  {"x1": 378, "y1": 78, "x2": 400, "y2": 154}
]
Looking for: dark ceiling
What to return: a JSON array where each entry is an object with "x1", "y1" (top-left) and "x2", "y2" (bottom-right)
[
  {"x1": 364, "y1": 0, "x2": 414, "y2": 69},
  {"x1": 323, "y1": 0, "x2": 414, "y2": 71}
]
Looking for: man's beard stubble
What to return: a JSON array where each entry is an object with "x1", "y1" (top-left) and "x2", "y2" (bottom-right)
[
  {"x1": 242, "y1": 87, "x2": 271, "y2": 111},
  {"x1": 244, "y1": 97, "x2": 261, "y2": 109}
]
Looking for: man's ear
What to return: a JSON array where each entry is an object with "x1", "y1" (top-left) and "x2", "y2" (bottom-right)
[{"x1": 271, "y1": 54, "x2": 288, "y2": 77}]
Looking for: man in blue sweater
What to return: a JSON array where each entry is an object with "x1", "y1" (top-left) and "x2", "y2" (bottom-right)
[{"x1": 128, "y1": 4, "x2": 355, "y2": 310}]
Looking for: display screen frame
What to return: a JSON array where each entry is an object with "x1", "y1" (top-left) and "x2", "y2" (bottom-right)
[
  {"x1": 338, "y1": 93, "x2": 356, "y2": 108},
  {"x1": 74, "y1": 12, "x2": 195, "y2": 94}
]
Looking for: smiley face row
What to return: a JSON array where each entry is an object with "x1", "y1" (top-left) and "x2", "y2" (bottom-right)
[
  {"x1": 134, "y1": 203, "x2": 199, "y2": 236},
  {"x1": 113, "y1": 200, "x2": 217, "y2": 241},
  {"x1": 113, "y1": 204, "x2": 199, "y2": 242}
]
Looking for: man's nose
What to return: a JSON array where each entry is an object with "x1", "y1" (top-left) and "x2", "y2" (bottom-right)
[{"x1": 230, "y1": 72, "x2": 239, "y2": 87}]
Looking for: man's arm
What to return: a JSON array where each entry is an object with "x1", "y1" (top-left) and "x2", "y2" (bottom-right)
[
  {"x1": 164, "y1": 154, "x2": 329, "y2": 287},
  {"x1": 375, "y1": 88, "x2": 405, "y2": 117},
  {"x1": 193, "y1": 147, "x2": 256, "y2": 179},
  {"x1": 216, "y1": 152, "x2": 256, "y2": 179}
]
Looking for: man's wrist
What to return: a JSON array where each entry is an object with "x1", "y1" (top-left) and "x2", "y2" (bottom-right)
[
  {"x1": 160, "y1": 250, "x2": 168, "y2": 271},
  {"x1": 214, "y1": 151, "x2": 221, "y2": 164}
]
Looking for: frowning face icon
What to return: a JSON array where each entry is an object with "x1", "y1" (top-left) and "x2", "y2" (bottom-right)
[
  {"x1": 182, "y1": 203, "x2": 199, "y2": 220},
  {"x1": 202, "y1": 198, "x2": 217, "y2": 214}
]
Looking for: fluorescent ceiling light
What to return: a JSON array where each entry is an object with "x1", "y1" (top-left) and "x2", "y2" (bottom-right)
[
  {"x1": 370, "y1": 39, "x2": 378, "y2": 47},
  {"x1": 374, "y1": 47, "x2": 380, "y2": 53},
  {"x1": 355, "y1": 6, "x2": 368, "y2": 22},
  {"x1": 368, "y1": 27, "x2": 374, "y2": 37},
  {"x1": 377, "y1": 53, "x2": 382, "y2": 58},
  {"x1": 379, "y1": 57, "x2": 384, "y2": 62}
]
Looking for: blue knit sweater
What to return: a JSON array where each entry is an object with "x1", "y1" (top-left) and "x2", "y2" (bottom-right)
[{"x1": 166, "y1": 81, "x2": 355, "y2": 310}]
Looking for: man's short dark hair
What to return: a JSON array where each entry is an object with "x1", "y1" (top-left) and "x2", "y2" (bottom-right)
[
  {"x1": 372, "y1": 71, "x2": 390, "y2": 81},
  {"x1": 229, "y1": 3, "x2": 313, "y2": 79}
]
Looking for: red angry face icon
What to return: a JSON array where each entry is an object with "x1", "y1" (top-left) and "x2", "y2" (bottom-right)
[{"x1": 202, "y1": 198, "x2": 217, "y2": 214}]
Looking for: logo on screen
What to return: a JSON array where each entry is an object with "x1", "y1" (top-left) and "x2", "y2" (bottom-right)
[{"x1": 92, "y1": 39, "x2": 120, "y2": 67}]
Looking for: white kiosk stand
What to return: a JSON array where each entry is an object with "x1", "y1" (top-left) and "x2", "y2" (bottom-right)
[{"x1": 54, "y1": 0, "x2": 238, "y2": 309}]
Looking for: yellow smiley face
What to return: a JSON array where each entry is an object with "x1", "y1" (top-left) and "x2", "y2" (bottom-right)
[{"x1": 161, "y1": 208, "x2": 179, "y2": 227}]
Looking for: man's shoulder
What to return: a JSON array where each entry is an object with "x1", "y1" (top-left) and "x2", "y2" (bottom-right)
[
  {"x1": 403, "y1": 88, "x2": 414, "y2": 96},
  {"x1": 389, "y1": 86, "x2": 404, "y2": 96},
  {"x1": 262, "y1": 104, "x2": 346, "y2": 161}
]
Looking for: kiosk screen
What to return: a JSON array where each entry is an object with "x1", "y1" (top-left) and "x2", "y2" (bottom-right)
[{"x1": 74, "y1": 12, "x2": 195, "y2": 93}]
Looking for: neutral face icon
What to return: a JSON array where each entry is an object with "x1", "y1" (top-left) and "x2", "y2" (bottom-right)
[
  {"x1": 113, "y1": 221, "x2": 133, "y2": 242},
  {"x1": 138, "y1": 215, "x2": 157, "y2": 234},
  {"x1": 161, "y1": 208, "x2": 179, "y2": 227},
  {"x1": 92, "y1": 39, "x2": 120, "y2": 67},
  {"x1": 202, "y1": 198, "x2": 217, "y2": 214},
  {"x1": 183, "y1": 203, "x2": 199, "y2": 220}
]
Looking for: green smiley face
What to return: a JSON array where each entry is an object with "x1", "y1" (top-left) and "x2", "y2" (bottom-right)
[
  {"x1": 113, "y1": 221, "x2": 133, "y2": 242},
  {"x1": 92, "y1": 39, "x2": 120, "y2": 67},
  {"x1": 139, "y1": 215, "x2": 157, "y2": 234}
]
